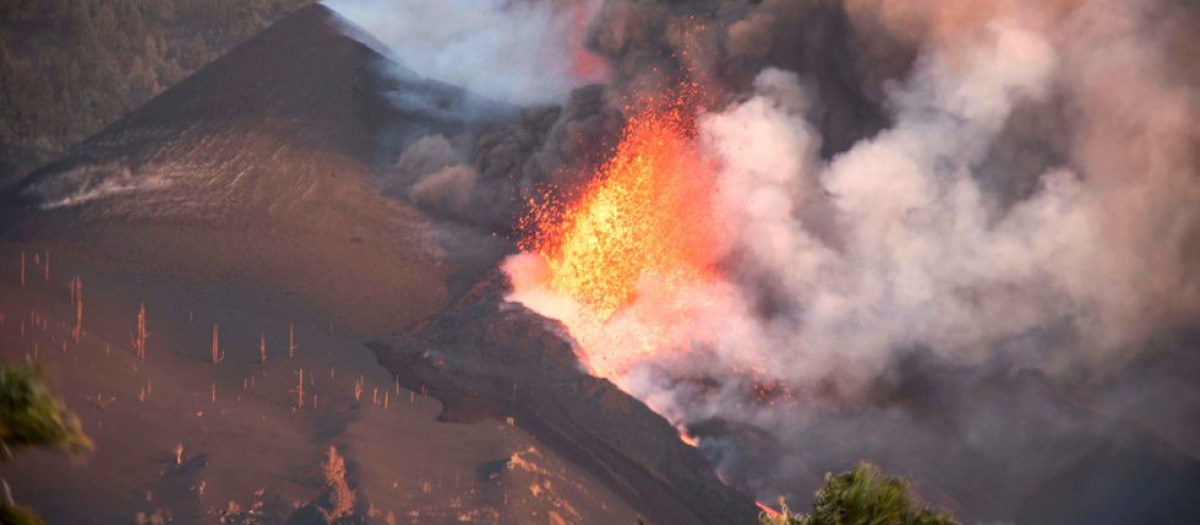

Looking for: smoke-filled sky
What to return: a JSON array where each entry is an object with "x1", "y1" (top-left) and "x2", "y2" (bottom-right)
[{"x1": 328, "y1": 0, "x2": 1200, "y2": 522}]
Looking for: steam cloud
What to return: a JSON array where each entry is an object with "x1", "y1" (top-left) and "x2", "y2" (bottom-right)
[{"x1": 334, "y1": 0, "x2": 1200, "y2": 521}]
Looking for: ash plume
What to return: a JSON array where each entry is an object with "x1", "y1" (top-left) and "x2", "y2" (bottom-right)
[
  {"x1": 333, "y1": 0, "x2": 1200, "y2": 521},
  {"x1": 518, "y1": 0, "x2": 1198, "y2": 521}
]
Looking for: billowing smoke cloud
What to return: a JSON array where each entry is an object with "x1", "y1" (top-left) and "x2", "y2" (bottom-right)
[
  {"x1": 497, "y1": 0, "x2": 1200, "y2": 521},
  {"x1": 701, "y1": 25, "x2": 1082, "y2": 387}
]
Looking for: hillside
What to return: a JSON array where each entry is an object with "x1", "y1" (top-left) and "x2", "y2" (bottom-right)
[
  {"x1": 0, "y1": 0, "x2": 314, "y2": 178},
  {"x1": 0, "y1": 5, "x2": 762, "y2": 522},
  {"x1": 3, "y1": 4, "x2": 505, "y2": 336}
]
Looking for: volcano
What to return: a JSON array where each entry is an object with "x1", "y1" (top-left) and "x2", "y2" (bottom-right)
[
  {"x1": 2, "y1": 3, "x2": 509, "y2": 335},
  {"x1": 0, "y1": 4, "x2": 757, "y2": 524}
]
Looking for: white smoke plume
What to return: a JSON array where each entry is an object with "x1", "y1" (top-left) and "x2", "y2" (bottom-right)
[
  {"x1": 702, "y1": 24, "x2": 1081, "y2": 387},
  {"x1": 323, "y1": 0, "x2": 606, "y2": 106}
]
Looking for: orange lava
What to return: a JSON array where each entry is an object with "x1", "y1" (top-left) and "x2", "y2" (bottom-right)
[
  {"x1": 522, "y1": 97, "x2": 720, "y2": 319},
  {"x1": 756, "y1": 500, "x2": 783, "y2": 519}
]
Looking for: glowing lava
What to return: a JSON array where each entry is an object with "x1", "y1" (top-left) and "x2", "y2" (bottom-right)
[
  {"x1": 521, "y1": 99, "x2": 721, "y2": 320},
  {"x1": 756, "y1": 501, "x2": 783, "y2": 519}
]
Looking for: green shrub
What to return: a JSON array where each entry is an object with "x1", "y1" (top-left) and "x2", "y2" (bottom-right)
[
  {"x1": 0, "y1": 363, "x2": 90, "y2": 525},
  {"x1": 0, "y1": 363, "x2": 91, "y2": 455},
  {"x1": 761, "y1": 462, "x2": 958, "y2": 525},
  {"x1": 0, "y1": 503, "x2": 47, "y2": 525}
]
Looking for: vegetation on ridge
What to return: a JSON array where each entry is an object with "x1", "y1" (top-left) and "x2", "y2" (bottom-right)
[
  {"x1": 0, "y1": 0, "x2": 314, "y2": 168},
  {"x1": 761, "y1": 462, "x2": 958, "y2": 525}
]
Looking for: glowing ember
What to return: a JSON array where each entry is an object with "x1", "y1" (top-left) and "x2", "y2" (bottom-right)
[
  {"x1": 756, "y1": 501, "x2": 783, "y2": 519},
  {"x1": 522, "y1": 98, "x2": 720, "y2": 319}
]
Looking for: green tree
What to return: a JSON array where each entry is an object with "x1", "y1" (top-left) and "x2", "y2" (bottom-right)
[
  {"x1": 0, "y1": 502, "x2": 45, "y2": 525},
  {"x1": 762, "y1": 462, "x2": 958, "y2": 525},
  {"x1": 0, "y1": 363, "x2": 92, "y2": 524}
]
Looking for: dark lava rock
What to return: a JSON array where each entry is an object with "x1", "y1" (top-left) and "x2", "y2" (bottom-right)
[{"x1": 370, "y1": 272, "x2": 759, "y2": 525}]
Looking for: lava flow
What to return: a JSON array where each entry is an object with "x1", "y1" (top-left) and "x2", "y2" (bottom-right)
[{"x1": 520, "y1": 97, "x2": 722, "y2": 320}]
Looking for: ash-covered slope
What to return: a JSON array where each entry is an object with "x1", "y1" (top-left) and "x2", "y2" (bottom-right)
[
  {"x1": 1, "y1": 5, "x2": 759, "y2": 522},
  {"x1": 370, "y1": 272, "x2": 761, "y2": 525},
  {"x1": 0, "y1": 4, "x2": 507, "y2": 335},
  {"x1": 9, "y1": 3, "x2": 497, "y2": 217}
]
